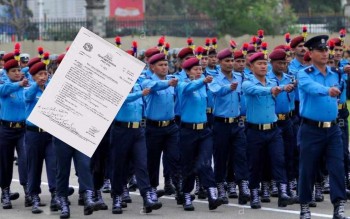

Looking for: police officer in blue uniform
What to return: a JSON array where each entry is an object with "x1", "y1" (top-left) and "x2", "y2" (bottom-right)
[
  {"x1": 24, "y1": 61, "x2": 58, "y2": 214},
  {"x1": 267, "y1": 49, "x2": 298, "y2": 202},
  {"x1": 142, "y1": 52, "x2": 180, "y2": 203},
  {"x1": 208, "y1": 48, "x2": 250, "y2": 205},
  {"x1": 110, "y1": 80, "x2": 162, "y2": 214},
  {"x1": 298, "y1": 35, "x2": 349, "y2": 219},
  {"x1": 177, "y1": 57, "x2": 223, "y2": 211},
  {"x1": 242, "y1": 52, "x2": 292, "y2": 209},
  {"x1": 0, "y1": 53, "x2": 29, "y2": 209}
]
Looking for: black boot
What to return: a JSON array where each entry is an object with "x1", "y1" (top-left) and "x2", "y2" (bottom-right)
[
  {"x1": 83, "y1": 190, "x2": 95, "y2": 215},
  {"x1": 207, "y1": 187, "x2": 223, "y2": 210},
  {"x1": 194, "y1": 176, "x2": 200, "y2": 195},
  {"x1": 333, "y1": 200, "x2": 350, "y2": 219},
  {"x1": 322, "y1": 175, "x2": 330, "y2": 194},
  {"x1": 278, "y1": 183, "x2": 292, "y2": 207},
  {"x1": 122, "y1": 185, "x2": 132, "y2": 203},
  {"x1": 309, "y1": 190, "x2": 317, "y2": 207},
  {"x1": 142, "y1": 190, "x2": 162, "y2": 213},
  {"x1": 270, "y1": 180, "x2": 278, "y2": 197},
  {"x1": 287, "y1": 180, "x2": 299, "y2": 204},
  {"x1": 164, "y1": 176, "x2": 176, "y2": 195},
  {"x1": 183, "y1": 193, "x2": 194, "y2": 211},
  {"x1": 94, "y1": 189, "x2": 108, "y2": 211},
  {"x1": 238, "y1": 180, "x2": 250, "y2": 205},
  {"x1": 59, "y1": 196, "x2": 70, "y2": 219},
  {"x1": 315, "y1": 183, "x2": 324, "y2": 202},
  {"x1": 102, "y1": 179, "x2": 111, "y2": 193},
  {"x1": 50, "y1": 191, "x2": 59, "y2": 211},
  {"x1": 112, "y1": 195, "x2": 123, "y2": 214},
  {"x1": 227, "y1": 181, "x2": 238, "y2": 199},
  {"x1": 31, "y1": 194, "x2": 43, "y2": 214},
  {"x1": 197, "y1": 186, "x2": 207, "y2": 199},
  {"x1": 261, "y1": 181, "x2": 271, "y2": 203},
  {"x1": 128, "y1": 175, "x2": 138, "y2": 192},
  {"x1": 346, "y1": 189, "x2": 350, "y2": 200},
  {"x1": 23, "y1": 185, "x2": 32, "y2": 207},
  {"x1": 68, "y1": 187, "x2": 75, "y2": 196},
  {"x1": 1, "y1": 187, "x2": 12, "y2": 209},
  {"x1": 78, "y1": 192, "x2": 84, "y2": 206},
  {"x1": 300, "y1": 203, "x2": 311, "y2": 219},
  {"x1": 217, "y1": 182, "x2": 228, "y2": 204},
  {"x1": 250, "y1": 188, "x2": 261, "y2": 209}
]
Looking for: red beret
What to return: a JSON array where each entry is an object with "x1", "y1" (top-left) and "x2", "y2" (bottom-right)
[
  {"x1": 247, "y1": 45, "x2": 256, "y2": 54},
  {"x1": 177, "y1": 47, "x2": 194, "y2": 59},
  {"x1": 233, "y1": 50, "x2": 244, "y2": 59},
  {"x1": 274, "y1": 45, "x2": 286, "y2": 50},
  {"x1": 330, "y1": 37, "x2": 342, "y2": 47},
  {"x1": 217, "y1": 48, "x2": 233, "y2": 60},
  {"x1": 4, "y1": 59, "x2": 19, "y2": 71},
  {"x1": 145, "y1": 47, "x2": 160, "y2": 58},
  {"x1": 303, "y1": 51, "x2": 311, "y2": 62},
  {"x1": 2, "y1": 52, "x2": 14, "y2": 62},
  {"x1": 269, "y1": 49, "x2": 286, "y2": 60},
  {"x1": 148, "y1": 53, "x2": 166, "y2": 65},
  {"x1": 290, "y1": 36, "x2": 304, "y2": 48},
  {"x1": 57, "y1": 54, "x2": 65, "y2": 64},
  {"x1": 249, "y1": 52, "x2": 267, "y2": 63},
  {"x1": 182, "y1": 57, "x2": 200, "y2": 70},
  {"x1": 29, "y1": 62, "x2": 46, "y2": 76},
  {"x1": 27, "y1": 57, "x2": 41, "y2": 69}
]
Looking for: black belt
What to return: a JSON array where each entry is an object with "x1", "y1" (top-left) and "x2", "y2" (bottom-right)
[
  {"x1": 246, "y1": 122, "x2": 277, "y2": 131},
  {"x1": 181, "y1": 122, "x2": 207, "y2": 130},
  {"x1": 113, "y1": 121, "x2": 141, "y2": 129},
  {"x1": 214, "y1": 116, "x2": 240, "y2": 124},
  {"x1": 0, "y1": 120, "x2": 26, "y2": 129},
  {"x1": 302, "y1": 118, "x2": 337, "y2": 128},
  {"x1": 26, "y1": 126, "x2": 46, "y2": 132},
  {"x1": 146, "y1": 119, "x2": 175, "y2": 127},
  {"x1": 277, "y1": 113, "x2": 290, "y2": 121}
]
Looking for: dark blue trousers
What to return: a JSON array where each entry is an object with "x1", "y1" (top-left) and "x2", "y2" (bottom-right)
[
  {"x1": 338, "y1": 111, "x2": 349, "y2": 182},
  {"x1": 246, "y1": 127, "x2": 287, "y2": 189},
  {"x1": 26, "y1": 130, "x2": 56, "y2": 195},
  {"x1": 277, "y1": 119, "x2": 297, "y2": 181},
  {"x1": 54, "y1": 138, "x2": 94, "y2": 197},
  {"x1": 110, "y1": 126, "x2": 151, "y2": 196},
  {"x1": 0, "y1": 126, "x2": 25, "y2": 189},
  {"x1": 298, "y1": 123, "x2": 346, "y2": 204},
  {"x1": 91, "y1": 128, "x2": 111, "y2": 190},
  {"x1": 213, "y1": 121, "x2": 248, "y2": 183},
  {"x1": 146, "y1": 123, "x2": 180, "y2": 187},
  {"x1": 179, "y1": 127, "x2": 216, "y2": 193}
]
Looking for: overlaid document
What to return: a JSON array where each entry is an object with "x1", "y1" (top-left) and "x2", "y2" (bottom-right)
[{"x1": 28, "y1": 27, "x2": 145, "y2": 157}]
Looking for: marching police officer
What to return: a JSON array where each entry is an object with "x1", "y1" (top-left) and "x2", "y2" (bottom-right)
[
  {"x1": 298, "y1": 35, "x2": 349, "y2": 219},
  {"x1": 242, "y1": 52, "x2": 292, "y2": 209}
]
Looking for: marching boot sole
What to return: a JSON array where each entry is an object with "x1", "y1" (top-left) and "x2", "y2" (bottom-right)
[
  {"x1": 156, "y1": 189, "x2": 165, "y2": 198},
  {"x1": 60, "y1": 213, "x2": 70, "y2": 219},
  {"x1": 84, "y1": 205, "x2": 94, "y2": 215},
  {"x1": 9, "y1": 193, "x2": 20, "y2": 201},
  {"x1": 50, "y1": 204, "x2": 59, "y2": 212},
  {"x1": 122, "y1": 197, "x2": 132, "y2": 203},
  {"x1": 2, "y1": 204, "x2": 12, "y2": 209},
  {"x1": 143, "y1": 206, "x2": 152, "y2": 214},
  {"x1": 238, "y1": 195, "x2": 250, "y2": 205},
  {"x1": 32, "y1": 207, "x2": 43, "y2": 214},
  {"x1": 112, "y1": 208, "x2": 123, "y2": 214},
  {"x1": 261, "y1": 197, "x2": 271, "y2": 203},
  {"x1": 183, "y1": 205, "x2": 195, "y2": 211},
  {"x1": 94, "y1": 203, "x2": 108, "y2": 211},
  {"x1": 209, "y1": 199, "x2": 223, "y2": 210},
  {"x1": 250, "y1": 203, "x2": 261, "y2": 209},
  {"x1": 151, "y1": 202, "x2": 162, "y2": 210}
]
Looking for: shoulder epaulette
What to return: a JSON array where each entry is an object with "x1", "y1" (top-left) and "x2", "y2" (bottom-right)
[
  {"x1": 330, "y1": 67, "x2": 341, "y2": 74},
  {"x1": 305, "y1": 67, "x2": 315, "y2": 73}
]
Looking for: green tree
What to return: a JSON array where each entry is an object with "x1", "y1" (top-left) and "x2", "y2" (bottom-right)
[
  {"x1": 0, "y1": 0, "x2": 33, "y2": 40},
  {"x1": 187, "y1": 0, "x2": 297, "y2": 36}
]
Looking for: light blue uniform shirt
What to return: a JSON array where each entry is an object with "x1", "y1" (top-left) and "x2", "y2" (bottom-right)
[
  {"x1": 298, "y1": 65, "x2": 344, "y2": 121},
  {"x1": 288, "y1": 58, "x2": 305, "y2": 101},
  {"x1": 0, "y1": 81, "x2": 26, "y2": 121},
  {"x1": 142, "y1": 74, "x2": 175, "y2": 121},
  {"x1": 177, "y1": 78, "x2": 207, "y2": 123},
  {"x1": 267, "y1": 71, "x2": 295, "y2": 114},
  {"x1": 204, "y1": 66, "x2": 219, "y2": 109},
  {"x1": 242, "y1": 76, "x2": 277, "y2": 124},
  {"x1": 174, "y1": 69, "x2": 189, "y2": 116},
  {"x1": 24, "y1": 82, "x2": 43, "y2": 126},
  {"x1": 115, "y1": 83, "x2": 144, "y2": 122},
  {"x1": 208, "y1": 71, "x2": 242, "y2": 118}
]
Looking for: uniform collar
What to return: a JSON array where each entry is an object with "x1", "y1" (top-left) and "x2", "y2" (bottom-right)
[
  {"x1": 251, "y1": 75, "x2": 272, "y2": 86},
  {"x1": 312, "y1": 65, "x2": 336, "y2": 76},
  {"x1": 291, "y1": 58, "x2": 304, "y2": 68},
  {"x1": 267, "y1": 71, "x2": 288, "y2": 81}
]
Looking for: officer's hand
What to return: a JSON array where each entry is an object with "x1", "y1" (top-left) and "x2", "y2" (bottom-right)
[
  {"x1": 344, "y1": 65, "x2": 350, "y2": 74},
  {"x1": 168, "y1": 78, "x2": 178, "y2": 87},
  {"x1": 230, "y1": 82, "x2": 238, "y2": 90},
  {"x1": 329, "y1": 87, "x2": 341, "y2": 97},
  {"x1": 142, "y1": 88, "x2": 151, "y2": 96},
  {"x1": 284, "y1": 84, "x2": 294, "y2": 92},
  {"x1": 19, "y1": 78, "x2": 28, "y2": 87},
  {"x1": 204, "y1": 76, "x2": 213, "y2": 83},
  {"x1": 271, "y1": 86, "x2": 282, "y2": 96}
]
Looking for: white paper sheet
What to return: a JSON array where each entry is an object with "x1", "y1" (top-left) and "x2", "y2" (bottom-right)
[{"x1": 28, "y1": 27, "x2": 145, "y2": 157}]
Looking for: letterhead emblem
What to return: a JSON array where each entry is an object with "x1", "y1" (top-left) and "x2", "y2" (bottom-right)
[{"x1": 83, "y1": 43, "x2": 93, "y2": 52}]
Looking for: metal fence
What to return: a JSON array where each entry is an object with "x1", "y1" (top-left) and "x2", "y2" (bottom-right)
[{"x1": 297, "y1": 14, "x2": 350, "y2": 33}]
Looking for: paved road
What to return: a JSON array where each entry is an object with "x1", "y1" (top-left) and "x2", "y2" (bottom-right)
[{"x1": 0, "y1": 163, "x2": 345, "y2": 219}]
